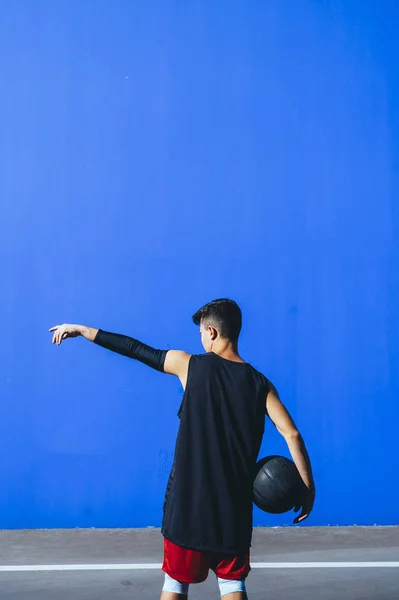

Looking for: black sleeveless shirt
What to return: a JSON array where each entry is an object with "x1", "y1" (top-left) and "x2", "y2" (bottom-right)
[{"x1": 161, "y1": 352, "x2": 271, "y2": 555}]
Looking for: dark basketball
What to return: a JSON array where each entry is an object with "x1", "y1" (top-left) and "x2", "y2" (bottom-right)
[{"x1": 253, "y1": 455, "x2": 304, "y2": 514}]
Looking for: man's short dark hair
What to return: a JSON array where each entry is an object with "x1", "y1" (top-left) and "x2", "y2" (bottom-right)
[{"x1": 192, "y1": 299, "x2": 242, "y2": 341}]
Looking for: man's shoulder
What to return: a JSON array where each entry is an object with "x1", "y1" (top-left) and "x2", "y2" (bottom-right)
[{"x1": 243, "y1": 361, "x2": 272, "y2": 391}]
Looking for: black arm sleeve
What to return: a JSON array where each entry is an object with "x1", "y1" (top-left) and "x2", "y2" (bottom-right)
[{"x1": 94, "y1": 329, "x2": 167, "y2": 372}]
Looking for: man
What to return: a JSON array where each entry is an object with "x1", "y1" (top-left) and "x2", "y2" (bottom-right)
[{"x1": 50, "y1": 298, "x2": 315, "y2": 600}]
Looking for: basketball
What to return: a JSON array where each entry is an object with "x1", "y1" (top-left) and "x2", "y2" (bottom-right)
[{"x1": 253, "y1": 455, "x2": 304, "y2": 514}]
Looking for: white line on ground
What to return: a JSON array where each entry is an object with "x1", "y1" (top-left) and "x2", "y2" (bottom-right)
[{"x1": 0, "y1": 562, "x2": 398, "y2": 572}]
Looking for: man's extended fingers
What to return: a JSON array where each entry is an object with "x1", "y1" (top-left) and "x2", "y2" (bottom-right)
[{"x1": 50, "y1": 326, "x2": 61, "y2": 344}]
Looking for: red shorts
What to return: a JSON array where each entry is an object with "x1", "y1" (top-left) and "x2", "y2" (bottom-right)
[{"x1": 162, "y1": 538, "x2": 251, "y2": 584}]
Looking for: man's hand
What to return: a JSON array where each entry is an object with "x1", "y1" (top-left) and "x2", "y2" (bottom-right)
[
  {"x1": 49, "y1": 324, "x2": 82, "y2": 345},
  {"x1": 293, "y1": 487, "x2": 315, "y2": 524},
  {"x1": 49, "y1": 324, "x2": 98, "y2": 345}
]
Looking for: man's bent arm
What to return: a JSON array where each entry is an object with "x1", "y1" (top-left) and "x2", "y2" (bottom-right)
[{"x1": 266, "y1": 386, "x2": 315, "y2": 493}]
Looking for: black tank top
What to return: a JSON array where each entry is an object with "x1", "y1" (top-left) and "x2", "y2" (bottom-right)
[{"x1": 161, "y1": 352, "x2": 271, "y2": 554}]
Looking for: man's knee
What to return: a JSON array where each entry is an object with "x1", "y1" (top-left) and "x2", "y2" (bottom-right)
[
  {"x1": 162, "y1": 573, "x2": 190, "y2": 595},
  {"x1": 217, "y1": 577, "x2": 247, "y2": 597}
]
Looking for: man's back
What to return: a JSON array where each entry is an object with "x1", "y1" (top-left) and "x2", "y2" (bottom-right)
[{"x1": 162, "y1": 352, "x2": 271, "y2": 554}]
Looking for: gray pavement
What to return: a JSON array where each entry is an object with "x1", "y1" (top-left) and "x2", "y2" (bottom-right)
[{"x1": 0, "y1": 527, "x2": 397, "y2": 599}]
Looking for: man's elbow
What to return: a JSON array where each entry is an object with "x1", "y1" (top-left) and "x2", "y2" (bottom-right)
[{"x1": 282, "y1": 428, "x2": 301, "y2": 442}]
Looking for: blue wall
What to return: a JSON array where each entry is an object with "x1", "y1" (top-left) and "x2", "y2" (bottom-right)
[{"x1": 1, "y1": 0, "x2": 398, "y2": 528}]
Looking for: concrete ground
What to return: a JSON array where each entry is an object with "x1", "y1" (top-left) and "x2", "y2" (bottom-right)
[{"x1": 0, "y1": 527, "x2": 398, "y2": 599}]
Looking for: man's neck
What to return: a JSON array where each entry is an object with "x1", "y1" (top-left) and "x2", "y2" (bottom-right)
[{"x1": 211, "y1": 340, "x2": 245, "y2": 363}]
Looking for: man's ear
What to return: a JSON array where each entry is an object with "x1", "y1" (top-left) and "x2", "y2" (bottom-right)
[{"x1": 208, "y1": 326, "x2": 218, "y2": 341}]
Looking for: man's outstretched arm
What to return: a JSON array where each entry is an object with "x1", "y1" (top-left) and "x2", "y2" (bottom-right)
[{"x1": 49, "y1": 324, "x2": 191, "y2": 383}]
